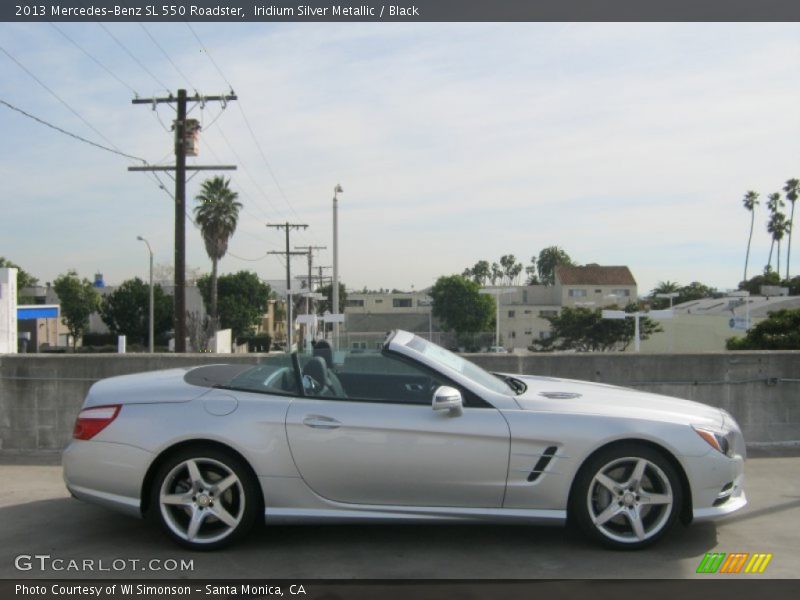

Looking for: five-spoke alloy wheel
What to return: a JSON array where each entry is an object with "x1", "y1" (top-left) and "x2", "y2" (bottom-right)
[
  {"x1": 151, "y1": 447, "x2": 260, "y2": 550},
  {"x1": 572, "y1": 444, "x2": 682, "y2": 549}
]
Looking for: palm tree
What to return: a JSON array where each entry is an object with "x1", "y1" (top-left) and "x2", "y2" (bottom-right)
[
  {"x1": 765, "y1": 193, "x2": 784, "y2": 273},
  {"x1": 194, "y1": 176, "x2": 242, "y2": 327},
  {"x1": 783, "y1": 178, "x2": 799, "y2": 279},
  {"x1": 741, "y1": 191, "x2": 759, "y2": 283},
  {"x1": 768, "y1": 212, "x2": 789, "y2": 277}
]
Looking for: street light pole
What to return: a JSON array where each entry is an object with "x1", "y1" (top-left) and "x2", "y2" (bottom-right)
[
  {"x1": 136, "y1": 236, "x2": 154, "y2": 353},
  {"x1": 332, "y1": 183, "x2": 343, "y2": 349}
]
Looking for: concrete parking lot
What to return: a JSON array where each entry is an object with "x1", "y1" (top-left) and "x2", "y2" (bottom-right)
[{"x1": 0, "y1": 452, "x2": 798, "y2": 580}]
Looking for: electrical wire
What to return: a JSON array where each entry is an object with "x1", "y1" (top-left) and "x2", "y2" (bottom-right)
[
  {"x1": 185, "y1": 23, "x2": 235, "y2": 91},
  {"x1": 138, "y1": 23, "x2": 195, "y2": 91},
  {"x1": 97, "y1": 22, "x2": 170, "y2": 92},
  {"x1": 1, "y1": 44, "x2": 125, "y2": 154},
  {"x1": 49, "y1": 23, "x2": 139, "y2": 97},
  {"x1": 0, "y1": 99, "x2": 147, "y2": 163}
]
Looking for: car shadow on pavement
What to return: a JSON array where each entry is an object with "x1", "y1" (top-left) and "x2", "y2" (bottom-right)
[{"x1": 0, "y1": 497, "x2": 722, "y2": 579}]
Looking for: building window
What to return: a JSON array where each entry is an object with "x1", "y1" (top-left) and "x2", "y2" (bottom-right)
[
  {"x1": 393, "y1": 298, "x2": 413, "y2": 308},
  {"x1": 351, "y1": 341, "x2": 367, "y2": 349},
  {"x1": 568, "y1": 289, "x2": 587, "y2": 298},
  {"x1": 522, "y1": 290, "x2": 528, "y2": 303},
  {"x1": 511, "y1": 331, "x2": 516, "y2": 338},
  {"x1": 611, "y1": 289, "x2": 631, "y2": 297},
  {"x1": 508, "y1": 310, "x2": 515, "y2": 318},
  {"x1": 595, "y1": 289, "x2": 602, "y2": 294},
  {"x1": 346, "y1": 299, "x2": 365, "y2": 307},
  {"x1": 524, "y1": 330, "x2": 532, "y2": 335},
  {"x1": 539, "y1": 310, "x2": 558, "y2": 317},
  {"x1": 524, "y1": 309, "x2": 532, "y2": 314},
  {"x1": 375, "y1": 299, "x2": 383, "y2": 304},
  {"x1": 539, "y1": 331, "x2": 552, "y2": 340}
]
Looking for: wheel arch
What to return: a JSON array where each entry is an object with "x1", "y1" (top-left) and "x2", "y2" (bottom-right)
[
  {"x1": 140, "y1": 439, "x2": 264, "y2": 517},
  {"x1": 567, "y1": 438, "x2": 693, "y2": 526}
]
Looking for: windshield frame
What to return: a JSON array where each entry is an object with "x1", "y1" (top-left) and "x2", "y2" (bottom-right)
[{"x1": 397, "y1": 333, "x2": 521, "y2": 396}]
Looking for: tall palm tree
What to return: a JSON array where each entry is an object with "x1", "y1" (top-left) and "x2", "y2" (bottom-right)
[
  {"x1": 741, "y1": 191, "x2": 759, "y2": 283},
  {"x1": 783, "y1": 178, "x2": 799, "y2": 279},
  {"x1": 194, "y1": 176, "x2": 242, "y2": 327},
  {"x1": 765, "y1": 192, "x2": 784, "y2": 273},
  {"x1": 769, "y1": 212, "x2": 789, "y2": 277}
]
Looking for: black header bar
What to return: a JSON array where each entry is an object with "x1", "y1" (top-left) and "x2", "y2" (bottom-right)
[{"x1": 3, "y1": 1, "x2": 800, "y2": 23}]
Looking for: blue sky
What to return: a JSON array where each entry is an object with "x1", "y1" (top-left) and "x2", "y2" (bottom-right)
[{"x1": 1, "y1": 22, "x2": 799, "y2": 294}]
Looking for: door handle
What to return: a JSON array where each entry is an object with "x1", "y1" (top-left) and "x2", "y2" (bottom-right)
[
  {"x1": 404, "y1": 383, "x2": 424, "y2": 392},
  {"x1": 302, "y1": 415, "x2": 341, "y2": 429}
]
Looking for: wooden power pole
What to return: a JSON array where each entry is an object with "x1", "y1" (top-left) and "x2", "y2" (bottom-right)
[
  {"x1": 267, "y1": 222, "x2": 308, "y2": 351},
  {"x1": 129, "y1": 89, "x2": 236, "y2": 352}
]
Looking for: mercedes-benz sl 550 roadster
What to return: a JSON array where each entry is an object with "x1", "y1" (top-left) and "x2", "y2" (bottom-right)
[{"x1": 63, "y1": 330, "x2": 746, "y2": 550}]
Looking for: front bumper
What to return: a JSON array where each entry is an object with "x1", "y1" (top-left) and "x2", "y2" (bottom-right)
[{"x1": 683, "y1": 449, "x2": 747, "y2": 522}]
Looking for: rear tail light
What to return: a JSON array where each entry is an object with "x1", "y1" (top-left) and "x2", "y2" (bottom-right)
[{"x1": 73, "y1": 405, "x2": 121, "y2": 440}]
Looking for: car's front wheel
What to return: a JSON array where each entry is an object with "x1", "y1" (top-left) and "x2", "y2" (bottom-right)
[
  {"x1": 571, "y1": 443, "x2": 683, "y2": 550},
  {"x1": 151, "y1": 447, "x2": 260, "y2": 550}
]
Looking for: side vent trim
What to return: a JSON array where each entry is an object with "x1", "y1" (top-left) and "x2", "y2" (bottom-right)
[{"x1": 527, "y1": 446, "x2": 558, "y2": 482}]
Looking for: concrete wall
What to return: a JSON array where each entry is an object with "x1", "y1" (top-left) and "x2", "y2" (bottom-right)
[{"x1": 1, "y1": 352, "x2": 798, "y2": 451}]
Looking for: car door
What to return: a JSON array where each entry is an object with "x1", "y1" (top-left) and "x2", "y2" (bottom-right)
[{"x1": 285, "y1": 352, "x2": 511, "y2": 508}]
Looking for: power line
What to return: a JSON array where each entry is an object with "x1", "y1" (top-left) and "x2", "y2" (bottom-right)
[
  {"x1": 138, "y1": 23, "x2": 195, "y2": 91},
  {"x1": 49, "y1": 23, "x2": 139, "y2": 96},
  {"x1": 0, "y1": 99, "x2": 146, "y2": 163},
  {"x1": 0, "y1": 44, "x2": 124, "y2": 153},
  {"x1": 185, "y1": 23, "x2": 234, "y2": 91},
  {"x1": 97, "y1": 22, "x2": 169, "y2": 92},
  {"x1": 184, "y1": 24, "x2": 309, "y2": 231}
]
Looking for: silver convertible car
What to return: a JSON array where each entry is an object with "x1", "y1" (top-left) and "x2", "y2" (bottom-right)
[{"x1": 63, "y1": 330, "x2": 746, "y2": 550}]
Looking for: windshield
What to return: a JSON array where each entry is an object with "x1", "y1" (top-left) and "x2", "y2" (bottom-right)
[{"x1": 403, "y1": 335, "x2": 520, "y2": 395}]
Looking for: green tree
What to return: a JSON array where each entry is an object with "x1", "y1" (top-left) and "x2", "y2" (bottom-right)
[
  {"x1": 783, "y1": 178, "x2": 799, "y2": 280},
  {"x1": 316, "y1": 282, "x2": 347, "y2": 314},
  {"x1": 431, "y1": 275, "x2": 495, "y2": 341},
  {"x1": 52, "y1": 270, "x2": 100, "y2": 349},
  {"x1": 741, "y1": 191, "x2": 759, "y2": 283},
  {"x1": 99, "y1": 278, "x2": 173, "y2": 346},
  {"x1": 197, "y1": 271, "x2": 271, "y2": 338},
  {"x1": 537, "y1": 246, "x2": 575, "y2": 286},
  {"x1": 193, "y1": 176, "x2": 243, "y2": 327},
  {"x1": 0, "y1": 257, "x2": 39, "y2": 302},
  {"x1": 726, "y1": 308, "x2": 800, "y2": 350},
  {"x1": 765, "y1": 192, "x2": 784, "y2": 273},
  {"x1": 499, "y1": 254, "x2": 523, "y2": 285},
  {"x1": 467, "y1": 260, "x2": 491, "y2": 285},
  {"x1": 738, "y1": 271, "x2": 781, "y2": 296},
  {"x1": 490, "y1": 262, "x2": 503, "y2": 286},
  {"x1": 648, "y1": 281, "x2": 681, "y2": 310},
  {"x1": 531, "y1": 306, "x2": 662, "y2": 352},
  {"x1": 676, "y1": 281, "x2": 719, "y2": 304}
]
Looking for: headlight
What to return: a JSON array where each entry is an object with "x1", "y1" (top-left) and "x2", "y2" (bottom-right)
[{"x1": 692, "y1": 425, "x2": 734, "y2": 457}]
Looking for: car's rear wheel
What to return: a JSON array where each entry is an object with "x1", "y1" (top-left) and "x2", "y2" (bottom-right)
[
  {"x1": 151, "y1": 447, "x2": 260, "y2": 550},
  {"x1": 571, "y1": 443, "x2": 682, "y2": 550}
]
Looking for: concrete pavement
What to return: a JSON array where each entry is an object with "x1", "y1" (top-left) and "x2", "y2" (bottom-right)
[{"x1": 0, "y1": 454, "x2": 797, "y2": 579}]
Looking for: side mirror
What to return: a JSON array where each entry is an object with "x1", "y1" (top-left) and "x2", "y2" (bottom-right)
[{"x1": 432, "y1": 386, "x2": 463, "y2": 416}]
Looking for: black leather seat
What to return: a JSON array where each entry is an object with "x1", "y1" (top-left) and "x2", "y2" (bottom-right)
[{"x1": 302, "y1": 355, "x2": 347, "y2": 398}]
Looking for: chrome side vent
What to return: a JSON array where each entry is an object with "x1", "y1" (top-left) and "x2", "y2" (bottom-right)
[{"x1": 527, "y1": 446, "x2": 558, "y2": 482}]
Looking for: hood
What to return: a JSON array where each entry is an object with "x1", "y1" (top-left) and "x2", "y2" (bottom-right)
[{"x1": 510, "y1": 374, "x2": 723, "y2": 428}]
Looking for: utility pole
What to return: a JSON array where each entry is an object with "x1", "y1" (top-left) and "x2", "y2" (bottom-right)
[
  {"x1": 129, "y1": 89, "x2": 237, "y2": 352},
  {"x1": 295, "y1": 245, "x2": 327, "y2": 314},
  {"x1": 267, "y1": 222, "x2": 308, "y2": 351}
]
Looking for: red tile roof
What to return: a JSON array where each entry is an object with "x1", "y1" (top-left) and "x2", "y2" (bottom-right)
[{"x1": 555, "y1": 265, "x2": 637, "y2": 286}]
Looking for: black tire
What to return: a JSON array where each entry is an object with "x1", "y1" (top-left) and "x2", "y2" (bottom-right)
[
  {"x1": 570, "y1": 443, "x2": 683, "y2": 550},
  {"x1": 150, "y1": 446, "x2": 261, "y2": 550}
]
